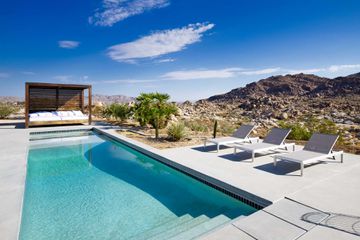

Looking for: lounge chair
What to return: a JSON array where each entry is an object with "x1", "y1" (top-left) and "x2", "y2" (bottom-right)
[
  {"x1": 273, "y1": 133, "x2": 343, "y2": 176},
  {"x1": 233, "y1": 128, "x2": 295, "y2": 162},
  {"x1": 204, "y1": 124, "x2": 259, "y2": 152}
]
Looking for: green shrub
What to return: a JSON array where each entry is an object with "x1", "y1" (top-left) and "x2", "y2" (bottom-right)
[
  {"x1": 112, "y1": 104, "x2": 132, "y2": 122},
  {"x1": 278, "y1": 118, "x2": 341, "y2": 141},
  {"x1": 184, "y1": 120, "x2": 208, "y2": 133},
  {"x1": 0, "y1": 103, "x2": 17, "y2": 119},
  {"x1": 278, "y1": 121, "x2": 311, "y2": 140},
  {"x1": 92, "y1": 105, "x2": 105, "y2": 117},
  {"x1": 167, "y1": 122, "x2": 187, "y2": 141},
  {"x1": 218, "y1": 121, "x2": 236, "y2": 136},
  {"x1": 103, "y1": 103, "x2": 132, "y2": 122}
]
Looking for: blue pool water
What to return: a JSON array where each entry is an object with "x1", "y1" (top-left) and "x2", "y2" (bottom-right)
[{"x1": 20, "y1": 131, "x2": 256, "y2": 239}]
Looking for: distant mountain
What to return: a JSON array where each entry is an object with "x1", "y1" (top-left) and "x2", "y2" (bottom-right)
[
  {"x1": 207, "y1": 72, "x2": 360, "y2": 102},
  {"x1": 0, "y1": 96, "x2": 23, "y2": 103},
  {"x1": 91, "y1": 94, "x2": 135, "y2": 105}
]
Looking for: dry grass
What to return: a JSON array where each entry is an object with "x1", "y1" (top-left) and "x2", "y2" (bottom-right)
[{"x1": 108, "y1": 119, "x2": 360, "y2": 154}]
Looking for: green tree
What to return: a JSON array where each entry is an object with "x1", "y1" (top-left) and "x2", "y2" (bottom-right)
[{"x1": 134, "y1": 93, "x2": 178, "y2": 139}]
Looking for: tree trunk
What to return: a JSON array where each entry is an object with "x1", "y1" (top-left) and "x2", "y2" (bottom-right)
[{"x1": 155, "y1": 119, "x2": 159, "y2": 139}]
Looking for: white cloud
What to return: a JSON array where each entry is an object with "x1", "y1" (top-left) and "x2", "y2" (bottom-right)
[
  {"x1": 285, "y1": 64, "x2": 360, "y2": 75},
  {"x1": 0, "y1": 73, "x2": 10, "y2": 78},
  {"x1": 90, "y1": 0, "x2": 170, "y2": 27},
  {"x1": 240, "y1": 68, "x2": 281, "y2": 76},
  {"x1": 161, "y1": 68, "x2": 242, "y2": 80},
  {"x1": 328, "y1": 64, "x2": 360, "y2": 73},
  {"x1": 53, "y1": 75, "x2": 73, "y2": 82},
  {"x1": 286, "y1": 68, "x2": 325, "y2": 74},
  {"x1": 161, "y1": 67, "x2": 282, "y2": 80},
  {"x1": 58, "y1": 41, "x2": 80, "y2": 49},
  {"x1": 107, "y1": 22, "x2": 215, "y2": 63}
]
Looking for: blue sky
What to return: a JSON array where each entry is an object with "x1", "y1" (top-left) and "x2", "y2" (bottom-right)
[{"x1": 1, "y1": 0, "x2": 360, "y2": 101}]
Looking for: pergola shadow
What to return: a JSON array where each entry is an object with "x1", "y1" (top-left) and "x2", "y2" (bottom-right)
[{"x1": 0, "y1": 121, "x2": 25, "y2": 129}]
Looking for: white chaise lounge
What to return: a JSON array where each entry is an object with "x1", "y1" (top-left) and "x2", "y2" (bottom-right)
[
  {"x1": 233, "y1": 128, "x2": 295, "y2": 162},
  {"x1": 204, "y1": 124, "x2": 259, "y2": 152},
  {"x1": 273, "y1": 133, "x2": 343, "y2": 176}
]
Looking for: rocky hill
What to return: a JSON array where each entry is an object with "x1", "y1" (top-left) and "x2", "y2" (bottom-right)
[
  {"x1": 208, "y1": 73, "x2": 360, "y2": 101},
  {"x1": 179, "y1": 73, "x2": 360, "y2": 127}
]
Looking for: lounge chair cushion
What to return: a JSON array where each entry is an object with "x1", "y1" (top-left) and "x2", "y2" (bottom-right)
[
  {"x1": 208, "y1": 136, "x2": 245, "y2": 144},
  {"x1": 303, "y1": 133, "x2": 339, "y2": 154},
  {"x1": 232, "y1": 124, "x2": 255, "y2": 139},
  {"x1": 263, "y1": 128, "x2": 291, "y2": 145},
  {"x1": 276, "y1": 150, "x2": 326, "y2": 163},
  {"x1": 237, "y1": 142, "x2": 281, "y2": 152}
]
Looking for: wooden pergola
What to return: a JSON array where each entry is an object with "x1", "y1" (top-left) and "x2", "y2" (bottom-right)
[{"x1": 25, "y1": 82, "x2": 92, "y2": 128}]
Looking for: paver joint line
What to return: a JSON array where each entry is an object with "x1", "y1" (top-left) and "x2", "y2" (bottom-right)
[
  {"x1": 284, "y1": 197, "x2": 329, "y2": 215},
  {"x1": 231, "y1": 223, "x2": 259, "y2": 240},
  {"x1": 262, "y1": 209, "x2": 311, "y2": 232}
]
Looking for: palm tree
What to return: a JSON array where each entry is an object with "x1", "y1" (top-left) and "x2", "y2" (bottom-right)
[{"x1": 135, "y1": 93, "x2": 178, "y2": 139}]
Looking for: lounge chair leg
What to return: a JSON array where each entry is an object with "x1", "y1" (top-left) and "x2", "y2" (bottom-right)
[
  {"x1": 341, "y1": 153, "x2": 343, "y2": 163},
  {"x1": 300, "y1": 162, "x2": 304, "y2": 176},
  {"x1": 293, "y1": 145, "x2": 295, "y2": 151},
  {"x1": 274, "y1": 157, "x2": 277, "y2": 166},
  {"x1": 217, "y1": 144, "x2": 219, "y2": 153},
  {"x1": 251, "y1": 152, "x2": 255, "y2": 162},
  {"x1": 234, "y1": 148, "x2": 237, "y2": 155}
]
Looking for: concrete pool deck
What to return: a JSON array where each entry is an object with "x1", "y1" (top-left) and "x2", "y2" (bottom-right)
[{"x1": 1, "y1": 122, "x2": 359, "y2": 239}]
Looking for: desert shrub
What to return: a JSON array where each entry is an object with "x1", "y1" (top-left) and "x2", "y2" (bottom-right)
[
  {"x1": 184, "y1": 120, "x2": 208, "y2": 133},
  {"x1": 279, "y1": 118, "x2": 341, "y2": 141},
  {"x1": 113, "y1": 104, "x2": 132, "y2": 122},
  {"x1": 134, "y1": 93, "x2": 178, "y2": 139},
  {"x1": 278, "y1": 121, "x2": 311, "y2": 140},
  {"x1": 167, "y1": 122, "x2": 187, "y2": 141},
  {"x1": 218, "y1": 121, "x2": 236, "y2": 136},
  {"x1": 92, "y1": 105, "x2": 105, "y2": 118},
  {"x1": 103, "y1": 103, "x2": 132, "y2": 122},
  {"x1": 0, "y1": 103, "x2": 17, "y2": 119},
  {"x1": 307, "y1": 118, "x2": 338, "y2": 135}
]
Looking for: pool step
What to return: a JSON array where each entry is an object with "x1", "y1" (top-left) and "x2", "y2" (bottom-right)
[
  {"x1": 127, "y1": 214, "x2": 194, "y2": 240},
  {"x1": 146, "y1": 215, "x2": 210, "y2": 240},
  {"x1": 168, "y1": 214, "x2": 231, "y2": 240}
]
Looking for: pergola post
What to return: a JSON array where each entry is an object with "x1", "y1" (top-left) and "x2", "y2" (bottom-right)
[
  {"x1": 88, "y1": 86, "x2": 92, "y2": 125},
  {"x1": 25, "y1": 83, "x2": 30, "y2": 128}
]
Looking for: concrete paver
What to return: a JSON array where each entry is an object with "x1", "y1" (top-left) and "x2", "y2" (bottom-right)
[
  {"x1": 197, "y1": 224, "x2": 255, "y2": 240},
  {"x1": 233, "y1": 210, "x2": 306, "y2": 240}
]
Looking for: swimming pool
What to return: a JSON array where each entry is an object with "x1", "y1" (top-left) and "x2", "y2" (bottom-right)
[{"x1": 20, "y1": 131, "x2": 256, "y2": 240}]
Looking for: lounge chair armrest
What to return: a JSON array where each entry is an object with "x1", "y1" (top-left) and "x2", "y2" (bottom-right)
[
  {"x1": 283, "y1": 142, "x2": 296, "y2": 151},
  {"x1": 331, "y1": 150, "x2": 344, "y2": 155},
  {"x1": 248, "y1": 137, "x2": 260, "y2": 143},
  {"x1": 331, "y1": 150, "x2": 344, "y2": 163}
]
